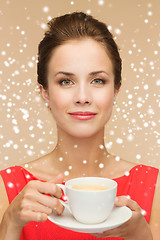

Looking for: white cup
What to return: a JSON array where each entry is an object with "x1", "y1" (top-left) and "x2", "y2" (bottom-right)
[{"x1": 57, "y1": 177, "x2": 117, "y2": 224}]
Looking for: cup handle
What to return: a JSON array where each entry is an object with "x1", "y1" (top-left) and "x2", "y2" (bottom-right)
[{"x1": 57, "y1": 184, "x2": 72, "y2": 214}]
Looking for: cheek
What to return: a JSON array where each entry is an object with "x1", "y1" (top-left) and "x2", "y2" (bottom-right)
[
  {"x1": 95, "y1": 90, "x2": 114, "y2": 109},
  {"x1": 49, "y1": 90, "x2": 71, "y2": 110}
]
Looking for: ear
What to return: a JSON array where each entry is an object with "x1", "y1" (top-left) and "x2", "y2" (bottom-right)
[
  {"x1": 39, "y1": 85, "x2": 50, "y2": 105},
  {"x1": 114, "y1": 89, "x2": 119, "y2": 101}
]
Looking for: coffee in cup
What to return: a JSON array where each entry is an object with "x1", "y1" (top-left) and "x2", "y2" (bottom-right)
[{"x1": 71, "y1": 184, "x2": 108, "y2": 191}]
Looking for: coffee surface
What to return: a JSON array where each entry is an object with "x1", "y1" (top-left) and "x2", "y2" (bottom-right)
[{"x1": 71, "y1": 184, "x2": 108, "y2": 191}]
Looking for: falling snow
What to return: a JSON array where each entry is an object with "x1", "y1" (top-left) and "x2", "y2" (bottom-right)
[
  {"x1": 98, "y1": 0, "x2": 104, "y2": 6},
  {"x1": 115, "y1": 156, "x2": 120, "y2": 162},
  {"x1": 64, "y1": 171, "x2": 69, "y2": 176},
  {"x1": 99, "y1": 163, "x2": 104, "y2": 169},
  {"x1": 136, "y1": 154, "x2": 141, "y2": 160},
  {"x1": 43, "y1": 6, "x2": 49, "y2": 13},
  {"x1": 141, "y1": 209, "x2": 147, "y2": 216},
  {"x1": 99, "y1": 144, "x2": 104, "y2": 149},
  {"x1": 7, "y1": 182, "x2": 14, "y2": 188},
  {"x1": 125, "y1": 171, "x2": 130, "y2": 176},
  {"x1": 6, "y1": 168, "x2": 11, "y2": 174}
]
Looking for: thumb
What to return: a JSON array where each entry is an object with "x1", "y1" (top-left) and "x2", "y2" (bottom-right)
[
  {"x1": 48, "y1": 173, "x2": 65, "y2": 184},
  {"x1": 114, "y1": 196, "x2": 128, "y2": 207}
]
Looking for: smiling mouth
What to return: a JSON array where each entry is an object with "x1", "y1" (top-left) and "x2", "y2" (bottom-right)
[{"x1": 69, "y1": 112, "x2": 97, "y2": 120}]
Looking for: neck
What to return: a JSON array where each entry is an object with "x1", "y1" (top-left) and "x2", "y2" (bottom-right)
[{"x1": 52, "y1": 128, "x2": 110, "y2": 178}]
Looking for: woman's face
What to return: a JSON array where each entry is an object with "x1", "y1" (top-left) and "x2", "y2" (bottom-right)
[{"x1": 41, "y1": 38, "x2": 118, "y2": 138}]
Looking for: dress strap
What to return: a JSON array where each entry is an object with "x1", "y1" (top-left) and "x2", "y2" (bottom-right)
[{"x1": 0, "y1": 166, "x2": 37, "y2": 203}]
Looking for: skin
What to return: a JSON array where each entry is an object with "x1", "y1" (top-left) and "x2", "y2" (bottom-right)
[{"x1": 0, "y1": 38, "x2": 160, "y2": 240}]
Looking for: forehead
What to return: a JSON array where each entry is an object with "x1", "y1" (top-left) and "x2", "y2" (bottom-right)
[{"x1": 48, "y1": 38, "x2": 113, "y2": 74}]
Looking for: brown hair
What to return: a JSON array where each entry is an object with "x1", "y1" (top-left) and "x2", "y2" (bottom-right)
[{"x1": 37, "y1": 12, "x2": 122, "y2": 90}]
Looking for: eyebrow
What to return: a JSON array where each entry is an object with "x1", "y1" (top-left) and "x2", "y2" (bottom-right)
[
  {"x1": 55, "y1": 71, "x2": 110, "y2": 77},
  {"x1": 55, "y1": 71, "x2": 75, "y2": 77},
  {"x1": 89, "y1": 71, "x2": 110, "y2": 77}
]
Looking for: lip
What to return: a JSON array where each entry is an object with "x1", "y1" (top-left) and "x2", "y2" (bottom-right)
[{"x1": 69, "y1": 111, "x2": 97, "y2": 120}]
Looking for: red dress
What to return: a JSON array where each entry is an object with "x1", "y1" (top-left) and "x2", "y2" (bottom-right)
[{"x1": 0, "y1": 165, "x2": 159, "y2": 240}]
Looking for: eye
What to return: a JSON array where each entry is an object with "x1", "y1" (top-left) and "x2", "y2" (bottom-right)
[
  {"x1": 91, "y1": 79, "x2": 106, "y2": 85},
  {"x1": 59, "y1": 79, "x2": 74, "y2": 86}
]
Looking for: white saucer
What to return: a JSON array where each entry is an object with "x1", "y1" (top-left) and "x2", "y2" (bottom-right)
[{"x1": 48, "y1": 206, "x2": 132, "y2": 233}]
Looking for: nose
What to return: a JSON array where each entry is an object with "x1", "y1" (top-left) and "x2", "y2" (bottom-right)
[{"x1": 73, "y1": 84, "x2": 92, "y2": 105}]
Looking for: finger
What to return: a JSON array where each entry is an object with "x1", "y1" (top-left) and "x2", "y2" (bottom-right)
[
  {"x1": 28, "y1": 180, "x2": 62, "y2": 198},
  {"x1": 21, "y1": 190, "x2": 64, "y2": 218},
  {"x1": 25, "y1": 211, "x2": 48, "y2": 223},
  {"x1": 91, "y1": 233, "x2": 103, "y2": 238},
  {"x1": 35, "y1": 212, "x2": 48, "y2": 222},
  {"x1": 35, "y1": 193, "x2": 64, "y2": 215},
  {"x1": 48, "y1": 173, "x2": 65, "y2": 184},
  {"x1": 114, "y1": 195, "x2": 131, "y2": 207},
  {"x1": 51, "y1": 197, "x2": 64, "y2": 215},
  {"x1": 101, "y1": 226, "x2": 124, "y2": 238},
  {"x1": 115, "y1": 196, "x2": 141, "y2": 212},
  {"x1": 92, "y1": 231, "x2": 113, "y2": 238},
  {"x1": 23, "y1": 200, "x2": 53, "y2": 215},
  {"x1": 92, "y1": 223, "x2": 128, "y2": 239},
  {"x1": 24, "y1": 182, "x2": 64, "y2": 214}
]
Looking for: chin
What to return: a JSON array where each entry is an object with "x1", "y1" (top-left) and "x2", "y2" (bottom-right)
[
  {"x1": 57, "y1": 123, "x2": 105, "y2": 139},
  {"x1": 67, "y1": 128, "x2": 103, "y2": 139},
  {"x1": 71, "y1": 133, "x2": 95, "y2": 139}
]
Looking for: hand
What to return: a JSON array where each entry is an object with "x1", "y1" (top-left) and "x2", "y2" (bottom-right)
[
  {"x1": 4, "y1": 174, "x2": 64, "y2": 228},
  {"x1": 92, "y1": 196, "x2": 153, "y2": 240}
]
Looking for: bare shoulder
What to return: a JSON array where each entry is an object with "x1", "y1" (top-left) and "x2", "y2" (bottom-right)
[
  {"x1": 117, "y1": 158, "x2": 136, "y2": 176},
  {"x1": 21, "y1": 151, "x2": 59, "y2": 181},
  {"x1": 107, "y1": 155, "x2": 137, "y2": 179},
  {"x1": 118, "y1": 158, "x2": 136, "y2": 169},
  {"x1": 0, "y1": 175, "x2": 9, "y2": 222},
  {"x1": 149, "y1": 171, "x2": 160, "y2": 239}
]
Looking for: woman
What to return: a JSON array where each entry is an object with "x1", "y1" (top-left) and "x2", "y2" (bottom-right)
[{"x1": 0, "y1": 12, "x2": 159, "y2": 240}]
